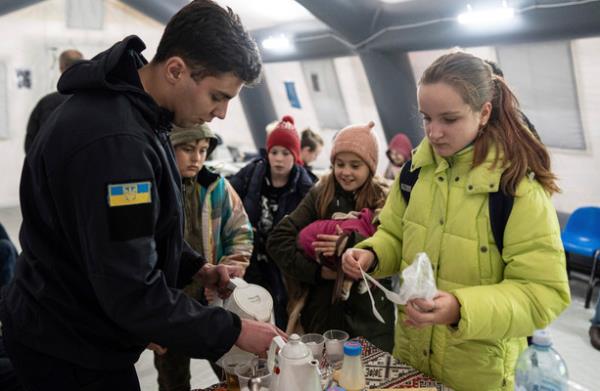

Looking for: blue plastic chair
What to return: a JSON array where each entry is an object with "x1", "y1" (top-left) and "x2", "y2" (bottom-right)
[{"x1": 561, "y1": 206, "x2": 600, "y2": 308}]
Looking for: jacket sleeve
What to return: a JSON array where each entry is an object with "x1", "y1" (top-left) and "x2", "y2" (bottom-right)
[
  {"x1": 355, "y1": 175, "x2": 406, "y2": 277},
  {"x1": 267, "y1": 187, "x2": 322, "y2": 284},
  {"x1": 62, "y1": 135, "x2": 241, "y2": 361},
  {"x1": 220, "y1": 179, "x2": 253, "y2": 266},
  {"x1": 450, "y1": 182, "x2": 571, "y2": 341}
]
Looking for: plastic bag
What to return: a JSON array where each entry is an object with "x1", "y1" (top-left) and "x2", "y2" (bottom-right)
[{"x1": 397, "y1": 252, "x2": 437, "y2": 304}]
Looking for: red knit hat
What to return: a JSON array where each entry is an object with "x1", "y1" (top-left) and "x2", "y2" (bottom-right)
[
  {"x1": 387, "y1": 133, "x2": 413, "y2": 162},
  {"x1": 266, "y1": 115, "x2": 301, "y2": 164},
  {"x1": 330, "y1": 121, "x2": 379, "y2": 174}
]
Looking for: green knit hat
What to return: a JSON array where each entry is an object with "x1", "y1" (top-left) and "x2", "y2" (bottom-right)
[{"x1": 170, "y1": 123, "x2": 218, "y2": 156}]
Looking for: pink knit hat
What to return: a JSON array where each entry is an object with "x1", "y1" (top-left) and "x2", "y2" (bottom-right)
[
  {"x1": 330, "y1": 121, "x2": 379, "y2": 174},
  {"x1": 387, "y1": 133, "x2": 413, "y2": 162}
]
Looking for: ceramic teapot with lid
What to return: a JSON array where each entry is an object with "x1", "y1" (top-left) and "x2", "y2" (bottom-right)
[{"x1": 267, "y1": 334, "x2": 321, "y2": 391}]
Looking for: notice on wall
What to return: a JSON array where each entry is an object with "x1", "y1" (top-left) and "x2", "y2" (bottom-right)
[
  {"x1": 16, "y1": 68, "x2": 32, "y2": 89},
  {"x1": 284, "y1": 81, "x2": 301, "y2": 109}
]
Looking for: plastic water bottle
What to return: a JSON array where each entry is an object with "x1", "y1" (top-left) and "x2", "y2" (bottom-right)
[{"x1": 514, "y1": 329, "x2": 568, "y2": 391}]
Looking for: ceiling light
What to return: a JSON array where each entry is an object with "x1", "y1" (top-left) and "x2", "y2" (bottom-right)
[
  {"x1": 457, "y1": 2, "x2": 515, "y2": 25},
  {"x1": 261, "y1": 34, "x2": 293, "y2": 51}
]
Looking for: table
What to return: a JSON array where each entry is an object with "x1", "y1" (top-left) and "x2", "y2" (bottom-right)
[{"x1": 192, "y1": 337, "x2": 452, "y2": 390}]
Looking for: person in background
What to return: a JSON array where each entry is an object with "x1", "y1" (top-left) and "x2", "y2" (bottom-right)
[
  {"x1": 0, "y1": 2, "x2": 284, "y2": 390},
  {"x1": 300, "y1": 127, "x2": 324, "y2": 183},
  {"x1": 590, "y1": 297, "x2": 600, "y2": 350},
  {"x1": 0, "y1": 222, "x2": 17, "y2": 288},
  {"x1": 24, "y1": 49, "x2": 83, "y2": 153},
  {"x1": 0, "y1": 223, "x2": 21, "y2": 390},
  {"x1": 229, "y1": 115, "x2": 314, "y2": 330},
  {"x1": 383, "y1": 133, "x2": 413, "y2": 180},
  {"x1": 342, "y1": 52, "x2": 570, "y2": 391},
  {"x1": 267, "y1": 121, "x2": 395, "y2": 351},
  {"x1": 154, "y1": 123, "x2": 254, "y2": 391}
]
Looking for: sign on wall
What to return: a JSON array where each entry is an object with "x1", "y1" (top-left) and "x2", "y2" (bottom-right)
[{"x1": 284, "y1": 81, "x2": 301, "y2": 109}]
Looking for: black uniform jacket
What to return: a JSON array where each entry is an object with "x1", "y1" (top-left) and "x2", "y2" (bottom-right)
[{"x1": 0, "y1": 36, "x2": 241, "y2": 370}]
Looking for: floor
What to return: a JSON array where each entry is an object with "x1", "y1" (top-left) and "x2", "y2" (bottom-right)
[{"x1": 1, "y1": 206, "x2": 599, "y2": 390}]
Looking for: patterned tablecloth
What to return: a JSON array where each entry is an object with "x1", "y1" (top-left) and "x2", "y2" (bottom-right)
[{"x1": 192, "y1": 337, "x2": 453, "y2": 390}]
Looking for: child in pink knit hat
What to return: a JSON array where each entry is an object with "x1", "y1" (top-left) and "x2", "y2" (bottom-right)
[
  {"x1": 384, "y1": 133, "x2": 413, "y2": 180},
  {"x1": 267, "y1": 121, "x2": 395, "y2": 349}
]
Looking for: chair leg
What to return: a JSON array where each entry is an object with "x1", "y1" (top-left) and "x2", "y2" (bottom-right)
[{"x1": 585, "y1": 250, "x2": 600, "y2": 309}]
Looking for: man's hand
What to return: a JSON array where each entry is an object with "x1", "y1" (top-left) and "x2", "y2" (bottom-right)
[
  {"x1": 341, "y1": 248, "x2": 375, "y2": 280},
  {"x1": 196, "y1": 263, "x2": 243, "y2": 299},
  {"x1": 235, "y1": 319, "x2": 287, "y2": 355},
  {"x1": 404, "y1": 291, "x2": 461, "y2": 328},
  {"x1": 220, "y1": 254, "x2": 250, "y2": 276}
]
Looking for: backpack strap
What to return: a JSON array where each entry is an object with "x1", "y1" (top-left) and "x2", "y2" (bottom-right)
[
  {"x1": 399, "y1": 160, "x2": 420, "y2": 204},
  {"x1": 488, "y1": 190, "x2": 514, "y2": 254}
]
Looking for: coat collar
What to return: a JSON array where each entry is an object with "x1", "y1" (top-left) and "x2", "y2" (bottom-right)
[{"x1": 411, "y1": 139, "x2": 506, "y2": 195}]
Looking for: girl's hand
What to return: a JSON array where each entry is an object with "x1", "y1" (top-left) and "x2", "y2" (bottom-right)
[
  {"x1": 404, "y1": 291, "x2": 461, "y2": 328},
  {"x1": 341, "y1": 248, "x2": 375, "y2": 280},
  {"x1": 312, "y1": 225, "x2": 343, "y2": 257},
  {"x1": 320, "y1": 266, "x2": 337, "y2": 280}
]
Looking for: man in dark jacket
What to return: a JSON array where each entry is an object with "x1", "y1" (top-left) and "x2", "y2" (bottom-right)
[
  {"x1": 0, "y1": 1, "x2": 283, "y2": 390},
  {"x1": 24, "y1": 49, "x2": 83, "y2": 153}
]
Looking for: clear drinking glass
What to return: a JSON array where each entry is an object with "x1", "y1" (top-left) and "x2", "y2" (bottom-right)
[
  {"x1": 323, "y1": 329, "x2": 349, "y2": 369},
  {"x1": 235, "y1": 357, "x2": 271, "y2": 391},
  {"x1": 301, "y1": 333, "x2": 325, "y2": 361},
  {"x1": 219, "y1": 353, "x2": 251, "y2": 391}
]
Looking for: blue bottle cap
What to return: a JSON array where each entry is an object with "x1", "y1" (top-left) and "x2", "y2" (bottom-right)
[{"x1": 343, "y1": 341, "x2": 362, "y2": 356}]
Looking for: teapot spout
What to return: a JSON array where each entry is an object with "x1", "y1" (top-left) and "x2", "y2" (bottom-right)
[{"x1": 308, "y1": 359, "x2": 323, "y2": 391}]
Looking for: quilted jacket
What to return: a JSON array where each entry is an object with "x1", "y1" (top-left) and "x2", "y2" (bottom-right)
[{"x1": 358, "y1": 139, "x2": 570, "y2": 390}]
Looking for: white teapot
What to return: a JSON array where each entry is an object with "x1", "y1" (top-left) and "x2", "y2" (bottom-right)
[{"x1": 267, "y1": 334, "x2": 321, "y2": 391}]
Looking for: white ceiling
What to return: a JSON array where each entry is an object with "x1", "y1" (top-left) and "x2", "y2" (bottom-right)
[{"x1": 216, "y1": 0, "x2": 317, "y2": 30}]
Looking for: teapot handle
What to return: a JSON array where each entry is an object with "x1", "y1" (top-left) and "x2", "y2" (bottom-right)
[{"x1": 266, "y1": 335, "x2": 285, "y2": 372}]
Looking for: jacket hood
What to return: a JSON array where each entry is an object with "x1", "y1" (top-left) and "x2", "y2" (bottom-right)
[{"x1": 57, "y1": 35, "x2": 172, "y2": 127}]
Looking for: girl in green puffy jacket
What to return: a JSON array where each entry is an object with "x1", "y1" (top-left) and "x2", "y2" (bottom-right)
[{"x1": 342, "y1": 52, "x2": 570, "y2": 390}]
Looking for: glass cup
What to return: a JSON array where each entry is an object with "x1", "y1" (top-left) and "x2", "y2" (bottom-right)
[
  {"x1": 323, "y1": 329, "x2": 349, "y2": 369},
  {"x1": 301, "y1": 333, "x2": 325, "y2": 361},
  {"x1": 219, "y1": 353, "x2": 251, "y2": 391},
  {"x1": 235, "y1": 357, "x2": 271, "y2": 391}
]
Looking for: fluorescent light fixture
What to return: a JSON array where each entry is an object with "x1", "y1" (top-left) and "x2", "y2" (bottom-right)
[
  {"x1": 261, "y1": 34, "x2": 292, "y2": 51},
  {"x1": 457, "y1": 3, "x2": 515, "y2": 25}
]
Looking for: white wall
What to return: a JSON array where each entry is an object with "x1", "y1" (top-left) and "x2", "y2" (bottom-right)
[
  {"x1": 552, "y1": 37, "x2": 600, "y2": 213},
  {"x1": 262, "y1": 57, "x2": 388, "y2": 176},
  {"x1": 0, "y1": 0, "x2": 164, "y2": 208}
]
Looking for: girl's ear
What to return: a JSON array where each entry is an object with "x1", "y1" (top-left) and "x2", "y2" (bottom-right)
[{"x1": 479, "y1": 101, "x2": 492, "y2": 126}]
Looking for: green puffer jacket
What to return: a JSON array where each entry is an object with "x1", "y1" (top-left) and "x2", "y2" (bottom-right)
[{"x1": 357, "y1": 140, "x2": 570, "y2": 391}]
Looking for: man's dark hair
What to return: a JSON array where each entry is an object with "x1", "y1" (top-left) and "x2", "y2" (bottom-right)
[{"x1": 153, "y1": 0, "x2": 262, "y2": 84}]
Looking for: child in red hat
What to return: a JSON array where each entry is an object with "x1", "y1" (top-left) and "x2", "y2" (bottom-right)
[{"x1": 229, "y1": 115, "x2": 315, "y2": 330}]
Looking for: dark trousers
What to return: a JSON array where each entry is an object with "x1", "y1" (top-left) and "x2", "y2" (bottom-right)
[
  {"x1": 0, "y1": 336, "x2": 22, "y2": 391},
  {"x1": 2, "y1": 322, "x2": 140, "y2": 391}
]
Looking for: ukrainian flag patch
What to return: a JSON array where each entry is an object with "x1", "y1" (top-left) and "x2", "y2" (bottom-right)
[{"x1": 107, "y1": 181, "x2": 152, "y2": 207}]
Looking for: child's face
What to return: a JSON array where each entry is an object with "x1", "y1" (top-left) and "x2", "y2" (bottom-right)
[
  {"x1": 388, "y1": 150, "x2": 406, "y2": 166},
  {"x1": 301, "y1": 145, "x2": 322, "y2": 165},
  {"x1": 268, "y1": 146, "x2": 295, "y2": 178},
  {"x1": 333, "y1": 152, "x2": 370, "y2": 192},
  {"x1": 174, "y1": 139, "x2": 210, "y2": 178},
  {"x1": 418, "y1": 82, "x2": 491, "y2": 157}
]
